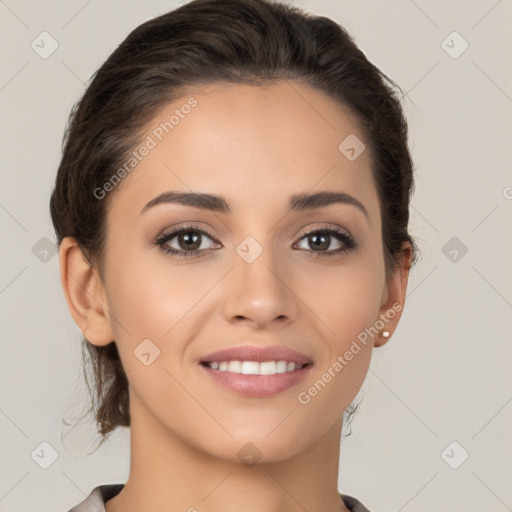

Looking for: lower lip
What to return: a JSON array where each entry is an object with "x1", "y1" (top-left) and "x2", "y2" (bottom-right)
[{"x1": 199, "y1": 363, "x2": 313, "y2": 398}]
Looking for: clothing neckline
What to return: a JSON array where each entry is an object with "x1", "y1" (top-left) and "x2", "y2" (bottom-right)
[{"x1": 68, "y1": 483, "x2": 371, "y2": 512}]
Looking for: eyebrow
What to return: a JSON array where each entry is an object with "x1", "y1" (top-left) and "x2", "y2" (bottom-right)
[{"x1": 140, "y1": 190, "x2": 369, "y2": 221}]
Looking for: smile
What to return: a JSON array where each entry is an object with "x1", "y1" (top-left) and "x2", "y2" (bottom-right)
[
  {"x1": 203, "y1": 360, "x2": 308, "y2": 375},
  {"x1": 199, "y1": 344, "x2": 314, "y2": 397}
]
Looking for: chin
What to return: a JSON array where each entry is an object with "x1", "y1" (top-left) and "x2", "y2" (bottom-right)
[{"x1": 202, "y1": 429, "x2": 315, "y2": 466}]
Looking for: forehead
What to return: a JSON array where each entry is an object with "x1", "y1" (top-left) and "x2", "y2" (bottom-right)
[{"x1": 107, "y1": 80, "x2": 379, "y2": 225}]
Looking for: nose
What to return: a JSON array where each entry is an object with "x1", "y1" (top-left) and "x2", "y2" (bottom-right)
[{"x1": 222, "y1": 243, "x2": 299, "y2": 329}]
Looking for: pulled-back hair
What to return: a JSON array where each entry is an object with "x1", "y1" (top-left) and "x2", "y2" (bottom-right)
[{"x1": 50, "y1": 0, "x2": 419, "y2": 445}]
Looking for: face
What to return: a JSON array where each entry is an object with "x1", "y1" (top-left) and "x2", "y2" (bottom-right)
[{"x1": 75, "y1": 81, "x2": 407, "y2": 463}]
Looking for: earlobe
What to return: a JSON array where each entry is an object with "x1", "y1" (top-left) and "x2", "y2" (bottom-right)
[
  {"x1": 374, "y1": 242, "x2": 412, "y2": 348},
  {"x1": 59, "y1": 237, "x2": 115, "y2": 346}
]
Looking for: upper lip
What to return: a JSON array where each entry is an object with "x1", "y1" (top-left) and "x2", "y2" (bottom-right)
[{"x1": 200, "y1": 345, "x2": 313, "y2": 365}]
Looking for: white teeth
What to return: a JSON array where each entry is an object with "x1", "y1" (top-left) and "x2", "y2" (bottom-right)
[
  {"x1": 259, "y1": 361, "x2": 276, "y2": 375},
  {"x1": 227, "y1": 360, "x2": 242, "y2": 373},
  {"x1": 276, "y1": 360, "x2": 287, "y2": 373},
  {"x1": 241, "y1": 361, "x2": 260, "y2": 375},
  {"x1": 206, "y1": 360, "x2": 303, "y2": 375}
]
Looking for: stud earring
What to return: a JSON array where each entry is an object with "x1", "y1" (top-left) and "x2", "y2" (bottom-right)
[{"x1": 381, "y1": 331, "x2": 390, "y2": 338}]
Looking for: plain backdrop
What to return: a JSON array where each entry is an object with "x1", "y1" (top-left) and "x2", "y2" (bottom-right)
[{"x1": 0, "y1": 1, "x2": 511, "y2": 511}]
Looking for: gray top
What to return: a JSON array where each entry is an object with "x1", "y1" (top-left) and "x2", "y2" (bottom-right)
[{"x1": 67, "y1": 484, "x2": 371, "y2": 512}]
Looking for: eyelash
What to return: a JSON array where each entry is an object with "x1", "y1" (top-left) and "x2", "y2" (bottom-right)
[{"x1": 155, "y1": 223, "x2": 356, "y2": 259}]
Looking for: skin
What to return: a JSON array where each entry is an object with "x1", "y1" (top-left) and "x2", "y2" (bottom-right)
[{"x1": 60, "y1": 80, "x2": 411, "y2": 512}]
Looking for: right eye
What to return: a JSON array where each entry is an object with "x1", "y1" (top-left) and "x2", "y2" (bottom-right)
[{"x1": 155, "y1": 225, "x2": 221, "y2": 259}]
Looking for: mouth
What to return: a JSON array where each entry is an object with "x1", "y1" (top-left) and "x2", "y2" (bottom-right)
[
  {"x1": 201, "y1": 360, "x2": 311, "y2": 375},
  {"x1": 198, "y1": 345, "x2": 314, "y2": 398}
]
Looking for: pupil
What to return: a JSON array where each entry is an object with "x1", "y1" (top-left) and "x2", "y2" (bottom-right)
[
  {"x1": 180, "y1": 232, "x2": 200, "y2": 250},
  {"x1": 310, "y1": 233, "x2": 328, "y2": 250}
]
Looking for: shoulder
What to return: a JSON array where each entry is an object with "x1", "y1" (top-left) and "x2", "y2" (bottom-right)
[
  {"x1": 340, "y1": 493, "x2": 372, "y2": 512},
  {"x1": 66, "y1": 483, "x2": 125, "y2": 512}
]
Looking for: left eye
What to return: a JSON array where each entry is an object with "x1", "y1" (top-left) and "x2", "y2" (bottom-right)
[{"x1": 294, "y1": 227, "x2": 355, "y2": 256}]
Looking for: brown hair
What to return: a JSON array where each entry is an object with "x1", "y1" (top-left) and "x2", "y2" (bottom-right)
[{"x1": 50, "y1": 0, "x2": 419, "y2": 445}]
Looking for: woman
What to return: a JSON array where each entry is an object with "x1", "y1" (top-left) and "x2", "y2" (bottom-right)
[{"x1": 51, "y1": 0, "x2": 418, "y2": 510}]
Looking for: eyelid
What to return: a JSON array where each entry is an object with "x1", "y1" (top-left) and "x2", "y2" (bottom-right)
[
  {"x1": 295, "y1": 223, "x2": 351, "y2": 239},
  {"x1": 155, "y1": 224, "x2": 220, "y2": 245}
]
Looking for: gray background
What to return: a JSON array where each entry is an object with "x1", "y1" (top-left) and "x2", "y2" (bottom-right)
[{"x1": 1, "y1": 0, "x2": 511, "y2": 511}]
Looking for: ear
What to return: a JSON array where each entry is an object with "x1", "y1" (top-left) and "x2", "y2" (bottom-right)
[
  {"x1": 374, "y1": 242, "x2": 412, "y2": 348},
  {"x1": 59, "y1": 237, "x2": 115, "y2": 346}
]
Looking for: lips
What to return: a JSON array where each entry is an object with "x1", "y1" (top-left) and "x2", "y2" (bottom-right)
[{"x1": 198, "y1": 344, "x2": 314, "y2": 398}]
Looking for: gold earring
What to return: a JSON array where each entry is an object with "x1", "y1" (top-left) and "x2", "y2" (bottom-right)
[{"x1": 381, "y1": 331, "x2": 390, "y2": 338}]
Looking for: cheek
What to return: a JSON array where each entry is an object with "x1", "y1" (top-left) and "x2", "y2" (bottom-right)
[
  {"x1": 292, "y1": 271, "x2": 380, "y2": 435},
  {"x1": 104, "y1": 245, "x2": 214, "y2": 343},
  {"x1": 102, "y1": 254, "x2": 214, "y2": 412},
  {"x1": 302, "y1": 249, "x2": 385, "y2": 339}
]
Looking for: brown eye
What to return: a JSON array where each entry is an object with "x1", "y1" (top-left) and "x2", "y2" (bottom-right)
[
  {"x1": 175, "y1": 231, "x2": 202, "y2": 251},
  {"x1": 294, "y1": 227, "x2": 355, "y2": 257},
  {"x1": 156, "y1": 225, "x2": 219, "y2": 258}
]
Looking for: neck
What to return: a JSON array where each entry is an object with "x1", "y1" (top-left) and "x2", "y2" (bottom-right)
[{"x1": 106, "y1": 395, "x2": 350, "y2": 512}]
